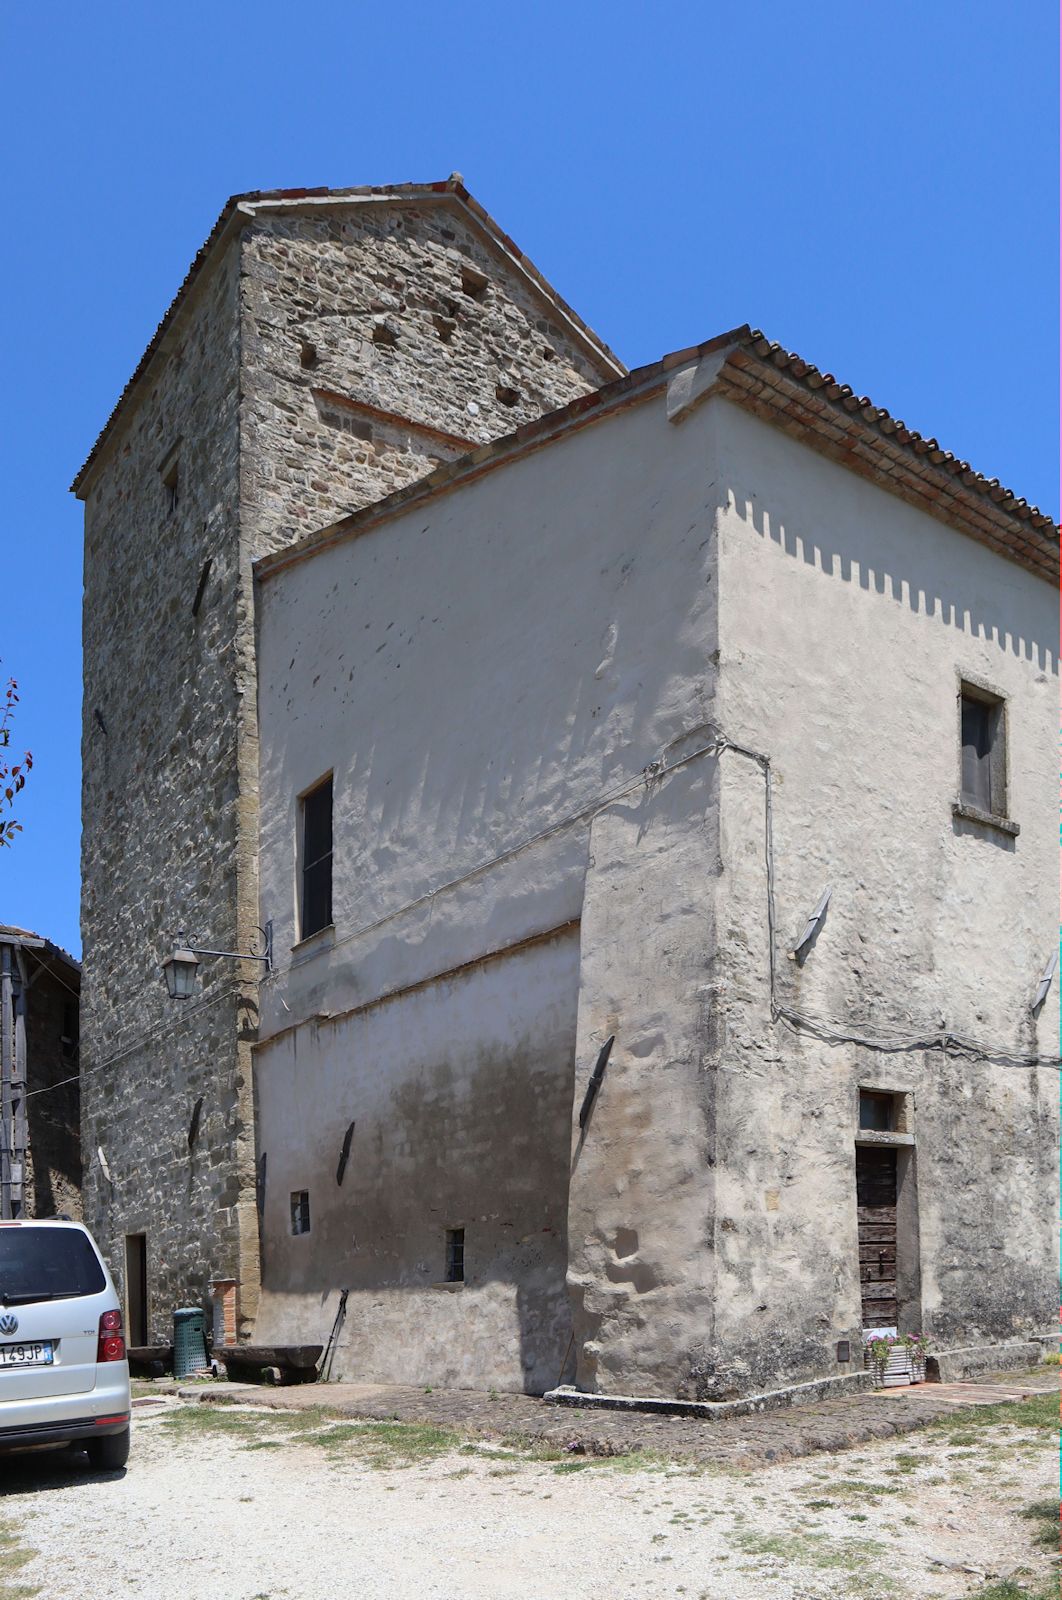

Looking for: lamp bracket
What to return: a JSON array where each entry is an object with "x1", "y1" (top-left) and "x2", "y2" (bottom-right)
[{"x1": 172, "y1": 922, "x2": 273, "y2": 974}]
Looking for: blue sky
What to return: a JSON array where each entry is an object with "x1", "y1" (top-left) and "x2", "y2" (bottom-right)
[{"x1": 0, "y1": 0, "x2": 1057, "y2": 957}]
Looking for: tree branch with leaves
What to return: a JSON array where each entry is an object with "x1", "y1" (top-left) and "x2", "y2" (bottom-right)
[{"x1": 0, "y1": 671, "x2": 32, "y2": 847}]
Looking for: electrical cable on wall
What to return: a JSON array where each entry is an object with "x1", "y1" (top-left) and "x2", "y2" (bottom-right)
[{"x1": 31, "y1": 725, "x2": 1061, "y2": 1103}]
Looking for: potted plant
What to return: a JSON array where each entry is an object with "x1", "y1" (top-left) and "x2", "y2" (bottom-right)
[
  {"x1": 899, "y1": 1332, "x2": 932, "y2": 1383},
  {"x1": 865, "y1": 1333, "x2": 898, "y2": 1388}
]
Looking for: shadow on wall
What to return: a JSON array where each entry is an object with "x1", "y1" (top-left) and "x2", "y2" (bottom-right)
[
  {"x1": 257, "y1": 1035, "x2": 578, "y2": 1394},
  {"x1": 728, "y1": 486, "x2": 1056, "y2": 675}
]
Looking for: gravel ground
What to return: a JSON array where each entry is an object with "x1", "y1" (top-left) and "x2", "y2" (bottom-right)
[{"x1": 0, "y1": 1390, "x2": 1055, "y2": 1600}]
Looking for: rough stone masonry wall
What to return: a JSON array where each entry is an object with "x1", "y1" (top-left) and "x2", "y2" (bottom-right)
[
  {"x1": 238, "y1": 201, "x2": 607, "y2": 554},
  {"x1": 81, "y1": 194, "x2": 614, "y2": 1341},
  {"x1": 80, "y1": 245, "x2": 248, "y2": 1338}
]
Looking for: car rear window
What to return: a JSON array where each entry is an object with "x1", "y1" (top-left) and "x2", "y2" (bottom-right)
[{"x1": 0, "y1": 1228, "x2": 106, "y2": 1302}]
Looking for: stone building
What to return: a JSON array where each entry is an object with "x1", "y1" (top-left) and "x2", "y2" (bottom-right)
[
  {"x1": 0, "y1": 926, "x2": 82, "y2": 1221},
  {"x1": 73, "y1": 180, "x2": 623, "y2": 1343},
  {"x1": 76, "y1": 180, "x2": 1058, "y2": 1398},
  {"x1": 252, "y1": 330, "x2": 1058, "y2": 1398}
]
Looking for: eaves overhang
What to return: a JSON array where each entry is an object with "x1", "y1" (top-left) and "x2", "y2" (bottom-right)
[
  {"x1": 70, "y1": 178, "x2": 626, "y2": 498},
  {"x1": 0, "y1": 925, "x2": 82, "y2": 981},
  {"x1": 256, "y1": 325, "x2": 1058, "y2": 588}
]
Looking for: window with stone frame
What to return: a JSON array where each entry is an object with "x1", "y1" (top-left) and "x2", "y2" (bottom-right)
[{"x1": 959, "y1": 682, "x2": 1007, "y2": 818}]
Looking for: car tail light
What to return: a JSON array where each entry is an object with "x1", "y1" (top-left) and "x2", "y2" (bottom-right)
[{"x1": 97, "y1": 1309, "x2": 126, "y2": 1363}]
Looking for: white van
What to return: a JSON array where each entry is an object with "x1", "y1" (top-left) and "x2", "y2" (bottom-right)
[{"x1": 0, "y1": 1218, "x2": 130, "y2": 1468}]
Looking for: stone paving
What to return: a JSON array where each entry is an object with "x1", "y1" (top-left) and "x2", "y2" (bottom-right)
[{"x1": 138, "y1": 1367, "x2": 1056, "y2": 1470}]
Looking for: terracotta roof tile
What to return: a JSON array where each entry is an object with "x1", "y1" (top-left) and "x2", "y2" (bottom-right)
[{"x1": 257, "y1": 324, "x2": 1057, "y2": 587}]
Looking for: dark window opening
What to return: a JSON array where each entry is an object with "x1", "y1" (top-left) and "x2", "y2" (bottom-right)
[
  {"x1": 495, "y1": 385, "x2": 520, "y2": 408},
  {"x1": 960, "y1": 685, "x2": 1005, "y2": 816},
  {"x1": 301, "y1": 775, "x2": 333, "y2": 939},
  {"x1": 445, "y1": 1227, "x2": 465, "y2": 1283},
  {"x1": 299, "y1": 340, "x2": 317, "y2": 369},
  {"x1": 859, "y1": 1090, "x2": 895, "y2": 1132},
  {"x1": 125, "y1": 1233, "x2": 148, "y2": 1346},
  {"x1": 460, "y1": 264, "x2": 489, "y2": 302},
  {"x1": 162, "y1": 456, "x2": 179, "y2": 516},
  {"x1": 372, "y1": 320, "x2": 398, "y2": 347},
  {"x1": 191, "y1": 558, "x2": 213, "y2": 618},
  {"x1": 290, "y1": 1191, "x2": 310, "y2": 1236}
]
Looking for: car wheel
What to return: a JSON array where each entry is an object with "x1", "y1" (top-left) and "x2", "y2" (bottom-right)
[{"x1": 85, "y1": 1428, "x2": 130, "y2": 1470}]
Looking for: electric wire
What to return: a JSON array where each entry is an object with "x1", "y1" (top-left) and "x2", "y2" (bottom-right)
[{"x1": 22, "y1": 726, "x2": 1061, "y2": 1101}]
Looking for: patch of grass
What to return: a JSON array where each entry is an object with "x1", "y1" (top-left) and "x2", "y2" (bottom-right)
[
  {"x1": 1019, "y1": 1498, "x2": 1060, "y2": 1550},
  {"x1": 828, "y1": 1479, "x2": 899, "y2": 1500},
  {"x1": 928, "y1": 1391, "x2": 1057, "y2": 1434},
  {"x1": 160, "y1": 1405, "x2": 264, "y2": 1438},
  {"x1": 970, "y1": 1582, "x2": 1056, "y2": 1600},
  {"x1": 892, "y1": 1452, "x2": 932, "y2": 1469},
  {"x1": 729, "y1": 1529, "x2": 887, "y2": 1571},
  {"x1": 0, "y1": 1519, "x2": 39, "y2": 1600},
  {"x1": 497, "y1": 1430, "x2": 568, "y2": 1461},
  {"x1": 302, "y1": 1419, "x2": 463, "y2": 1468}
]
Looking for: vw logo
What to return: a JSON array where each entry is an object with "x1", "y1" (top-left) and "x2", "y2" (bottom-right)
[{"x1": 0, "y1": 1315, "x2": 18, "y2": 1336}]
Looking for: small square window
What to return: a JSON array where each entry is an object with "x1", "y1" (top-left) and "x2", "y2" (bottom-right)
[
  {"x1": 161, "y1": 456, "x2": 179, "y2": 517},
  {"x1": 445, "y1": 1227, "x2": 465, "y2": 1283},
  {"x1": 300, "y1": 775, "x2": 333, "y2": 939},
  {"x1": 290, "y1": 1191, "x2": 310, "y2": 1235},
  {"x1": 959, "y1": 684, "x2": 1006, "y2": 817}
]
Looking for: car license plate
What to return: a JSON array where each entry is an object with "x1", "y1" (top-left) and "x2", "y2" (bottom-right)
[{"x1": 0, "y1": 1342, "x2": 54, "y2": 1367}]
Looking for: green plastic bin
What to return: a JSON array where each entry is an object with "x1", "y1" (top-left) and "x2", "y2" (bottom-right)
[{"x1": 173, "y1": 1306, "x2": 210, "y2": 1378}]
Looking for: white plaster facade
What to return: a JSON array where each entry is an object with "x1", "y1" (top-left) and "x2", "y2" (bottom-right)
[{"x1": 254, "y1": 351, "x2": 1058, "y2": 1397}]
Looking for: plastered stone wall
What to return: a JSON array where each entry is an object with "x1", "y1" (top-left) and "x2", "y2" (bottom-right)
[
  {"x1": 79, "y1": 194, "x2": 614, "y2": 1339},
  {"x1": 566, "y1": 761, "x2": 722, "y2": 1397},
  {"x1": 254, "y1": 929, "x2": 580, "y2": 1393},
  {"x1": 257, "y1": 378, "x2": 1056, "y2": 1400},
  {"x1": 254, "y1": 398, "x2": 722, "y2": 1389},
  {"x1": 701, "y1": 396, "x2": 1059, "y2": 1398}
]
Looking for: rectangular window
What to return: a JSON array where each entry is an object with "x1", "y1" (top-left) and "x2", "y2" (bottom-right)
[
  {"x1": 445, "y1": 1227, "x2": 465, "y2": 1283},
  {"x1": 290, "y1": 1191, "x2": 310, "y2": 1235},
  {"x1": 161, "y1": 455, "x2": 179, "y2": 517},
  {"x1": 959, "y1": 684, "x2": 1005, "y2": 816},
  {"x1": 300, "y1": 775, "x2": 333, "y2": 939}
]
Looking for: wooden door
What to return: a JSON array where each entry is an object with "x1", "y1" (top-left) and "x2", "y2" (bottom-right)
[{"x1": 856, "y1": 1147, "x2": 897, "y2": 1328}]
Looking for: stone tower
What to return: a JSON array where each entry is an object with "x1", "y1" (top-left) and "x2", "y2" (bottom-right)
[{"x1": 73, "y1": 180, "x2": 623, "y2": 1337}]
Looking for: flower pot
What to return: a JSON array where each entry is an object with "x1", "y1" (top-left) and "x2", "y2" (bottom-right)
[
  {"x1": 881, "y1": 1346, "x2": 912, "y2": 1387},
  {"x1": 868, "y1": 1346, "x2": 915, "y2": 1387}
]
